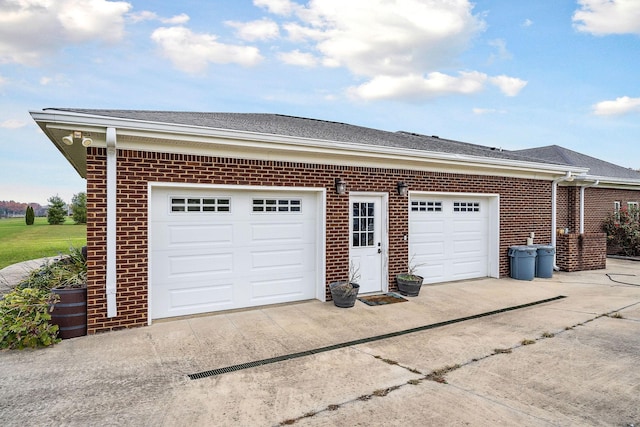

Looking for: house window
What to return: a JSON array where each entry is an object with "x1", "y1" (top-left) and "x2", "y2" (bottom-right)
[
  {"x1": 628, "y1": 202, "x2": 639, "y2": 220},
  {"x1": 171, "y1": 197, "x2": 230, "y2": 213},
  {"x1": 252, "y1": 199, "x2": 301, "y2": 212},
  {"x1": 411, "y1": 201, "x2": 442, "y2": 212},
  {"x1": 453, "y1": 201, "x2": 480, "y2": 212},
  {"x1": 614, "y1": 201, "x2": 621, "y2": 221}
]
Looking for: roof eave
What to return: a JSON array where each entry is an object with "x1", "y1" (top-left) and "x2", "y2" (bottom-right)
[{"x1": 30, "y1": 108, "x2": 587, "y2": 179}]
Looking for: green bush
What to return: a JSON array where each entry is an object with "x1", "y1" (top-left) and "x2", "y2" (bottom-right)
[
  {"x1": 25, "y1": 206, "x2": 35, "y2": 225},
  {"x1": 603, "y1": 206, "x2": 640, "y2": 256},
  {"x1": 18, "y1": 246, "x2": 87, "y2": 291},
  {"x1": 0, "y1": 288, "x2": 60, "y2": 349}
]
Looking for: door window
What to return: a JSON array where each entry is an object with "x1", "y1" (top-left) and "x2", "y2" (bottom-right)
[{"x1": 352, "y1": 202, "x2": 375, "y2": 247}]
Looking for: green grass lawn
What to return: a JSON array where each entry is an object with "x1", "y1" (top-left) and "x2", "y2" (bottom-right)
[{"x1": 0, "y1": 217, "x2": 86, "y2": 270}]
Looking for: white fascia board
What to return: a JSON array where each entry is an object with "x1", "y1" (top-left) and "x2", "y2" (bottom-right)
[
  {"x1": 577, "y1": 175, "x2": 640, "y2": 190},
  {"x1": 30, "y1": 109, "x2": 587, "y2": 179}
]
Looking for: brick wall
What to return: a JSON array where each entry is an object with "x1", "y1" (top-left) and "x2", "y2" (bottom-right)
[
  {"x1": 86, "y1": 148, "x2": 553, "y2": 333},
  {"x1": 555, "y1": 233, "x2": 607, "y2": 271}
]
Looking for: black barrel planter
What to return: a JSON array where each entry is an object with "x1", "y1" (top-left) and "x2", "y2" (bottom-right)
[
  {"x1": 50, "y1": 287, "x2": 87, "y2": 339},
  {"x1": 329, "y1": 281, "x2": 360, "y2": 308},
  {"x1": 396, "y1": 274, "x2": 424, "y2": 297}
]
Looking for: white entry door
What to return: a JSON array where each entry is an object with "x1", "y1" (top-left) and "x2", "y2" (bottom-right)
[{"x1": 349, "y1": 195, "x2": 384, "y2": 293}]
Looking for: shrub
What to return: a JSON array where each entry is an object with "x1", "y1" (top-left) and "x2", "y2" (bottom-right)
[
  {"x1": 25, "y1": 206, "x2": 35, "y2": 225},
  {"x1": 603, "y1": 206, "x2": 640, "y2": 256},
  {"x1": 18, "y1": 246, "x2": 87, "y2": 291},
  {"x1": 47, "y1": 195, "x2": 67, "y2": 225},
  {"x1": 0, "y1": 288, "x2": 60, "y2": 349}
]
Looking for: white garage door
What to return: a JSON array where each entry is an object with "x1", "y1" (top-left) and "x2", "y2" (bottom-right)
[
  {"x1": 150, "y1": 187, "x2": 318, "y2": 319},
  {"x1": 409, "y1": 195, "x2": 490, "y2": 284}
]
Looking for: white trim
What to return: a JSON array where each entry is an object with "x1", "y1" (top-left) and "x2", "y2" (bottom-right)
[
  {"x1": 146, "y1": 182, "x2": 327, "y2": 324},
  {"x1": 408, "y1": 191, "x2": 500, "y2": 280},
  {"x1": 106, "y1": 127, "x2": 117, "y2": 318}
]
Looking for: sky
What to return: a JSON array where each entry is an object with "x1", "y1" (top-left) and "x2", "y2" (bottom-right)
[{"x1": 1, "y1": 0, "x2": 639, "y2": 205}]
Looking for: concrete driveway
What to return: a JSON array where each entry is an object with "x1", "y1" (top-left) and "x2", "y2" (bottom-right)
[{"x1": 1, "y1": 259, "x2": 639, "y2": 426}]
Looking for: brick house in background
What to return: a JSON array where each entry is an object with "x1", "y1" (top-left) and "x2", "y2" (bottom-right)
[
  {"x1": 30, "y1": 109, "x2": 640, "y2": 334},
  {"x1": 515, "y1": 145, "x2": 640, "y2": 266}
]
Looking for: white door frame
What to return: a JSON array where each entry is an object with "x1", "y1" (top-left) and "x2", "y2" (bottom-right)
[
  {"x1": 147, "y1": 182, "x2": 327, "y2": 324},
  {"x1": 349, "y1": 192, "x2": 389, "y2": 294},
  {"x1": 408, "y1": 191, "x2": 500, "y2": 280}
]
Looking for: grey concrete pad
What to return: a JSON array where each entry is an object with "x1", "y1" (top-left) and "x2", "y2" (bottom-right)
[{"x1": 1, "y1": 258, "x2": 639, "y2": 426}]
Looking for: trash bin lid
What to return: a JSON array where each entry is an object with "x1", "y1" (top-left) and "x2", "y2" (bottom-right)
[{"x1": 508, "y1": 245, "x2": 537, "y2": 256}]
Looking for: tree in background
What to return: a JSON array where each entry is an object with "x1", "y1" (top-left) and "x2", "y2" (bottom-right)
[
  {"x1": 25, "y1": 206, "x2": 35, "y2": 225},
  {"x1": 46, "y1": 195, "x2": 66, "y2": 225},
  {"x1": 71, "y1": 192, "x2": 87, "y2": 224}
]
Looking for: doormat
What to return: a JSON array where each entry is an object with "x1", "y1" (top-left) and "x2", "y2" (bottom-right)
[{"x1": 358, "y1": 293, "x2": 408, "y2": 306}]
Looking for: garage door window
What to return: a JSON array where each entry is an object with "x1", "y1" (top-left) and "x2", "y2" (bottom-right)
[
  {"x1": 411, "y1": 201, "x2": 442, "y2": 212},
  {"x1": 171, "y1": 197, "x2": 230, "y2": 213},
  {"x1": 253, "y1": 199, "x2": 301, "y2": 212},
  {"x1": 453, "y1": 201, "x2": 480, "y2": 212}
]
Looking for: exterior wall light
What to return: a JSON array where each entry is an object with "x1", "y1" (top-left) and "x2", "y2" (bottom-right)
[
  {"x1": 397, "y1": 181, "x2": 409, "y2": 196},
  {"x1": 335, "y1": 178, "x2": 347, "y2": 194},
  {"x1": 81, "y1": 137, "x2": 93, "y2": 147},
  {"x1": 62, "y1": 133, "x2": 74, "y2": 145},
  {"x1": 62, "y1": 131, "x2": 92, "y2": 147}
]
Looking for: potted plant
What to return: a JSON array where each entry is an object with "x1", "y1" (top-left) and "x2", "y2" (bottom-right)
[
  {"x1": 396, "y1": 255, "x2": 425, "y2": 297},
  {"x1": 329, "y1": 261, "x2": 361, "y2": 308},
  {"x1": 18, "y1": 246, "x2": 88, "y2": 339}
]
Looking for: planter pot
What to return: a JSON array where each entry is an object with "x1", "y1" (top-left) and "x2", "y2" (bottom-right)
[
  {"x1": 396, "y1": 274, "x2": 424, "y2": 297},
  {"x1": 49, "y1": 287, "x2": 87, "y2": 339},
  {"x1": 329, "y1": 281, "x2": 360, "y2": 308}
]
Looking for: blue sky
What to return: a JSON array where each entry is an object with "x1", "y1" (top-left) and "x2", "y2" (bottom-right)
[{"x1": 1, "y1": 0, "x2": 639, "y2": 205}]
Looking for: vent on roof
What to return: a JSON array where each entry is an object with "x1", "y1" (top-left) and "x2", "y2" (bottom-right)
[{"x1": 432, "y1": 135, "x2": 439, "y2": 138}]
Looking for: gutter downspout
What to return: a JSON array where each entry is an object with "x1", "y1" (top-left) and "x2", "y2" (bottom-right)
[
  {"x1": 551, "y1": 172, "x2": 573, "y2": 271},
  {"x1": 106, "y1": 127, "x2": 117, "y2": 318},
  {"x1": 580, "y1": 180, "x2": 599, "y2": 234}
]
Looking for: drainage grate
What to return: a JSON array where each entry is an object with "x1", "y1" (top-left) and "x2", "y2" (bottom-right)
[{"x1": 187, "y1": 295, "x2": 566, "y2": 380}]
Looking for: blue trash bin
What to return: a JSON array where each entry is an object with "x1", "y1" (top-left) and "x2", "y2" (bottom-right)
[
  {"x1": 531, "y1": 244, "x2": 555, "y2": 278},
  {"x1": 508, "y1": 246, "x2": 537, "y2": 281}
]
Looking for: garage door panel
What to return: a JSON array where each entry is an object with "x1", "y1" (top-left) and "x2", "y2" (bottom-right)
[
  {"x1": 250, "y1": 276, "x2": 309, "y2": 302},
  {"x1": 167, "y1": 224, "x2": 233, "y2": 247},
  {"x1": 167, "y1": 284, "x2": 234, "y2": 314},
  {"x1": 250, "y1": 248, "x2": 306, "y2": 270},
  {"x1": 166, "y1": 252, "x2": 234, "y2": 277},
  {"x1": 250, "y1": 222, "x2": 313, "y2": 244}
]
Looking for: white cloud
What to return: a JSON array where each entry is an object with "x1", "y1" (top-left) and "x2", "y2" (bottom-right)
[
  {"x1": 254, "y1": 0, "x2": 296, "y2": 16},
  {"x1": 488, "y1": 39, "x2": 512, "y2": 61},
  {"x1": 291, "y1": 0, "x2": 485, "y2": 78},
  {"x1": 489, "y1": 75, "x2": 527, "y2": 96},
  {"x1": 226, "y1": 18, "x2": 279, "y2": 41},
  {"x1": 472, "y1": 108, "x2": 504, "y2": 116},
  {"x1": 593, "y1": 96, "x2": 640, "y2": 116},
  {"x1": 129, "y1": 11, "x2": 189, "y2": 25},
  {"x1": 151, "y1": 26, "x2": 263, "y2": 74},
  {"x1": 1, "y1": 119, "x2": 27, "y2": 129},
  {"x1": 277, "y1": 49, "x2": 318, "y2": 67},
  {"x1": 349, "y1": 71, "x2": 488, "y2": 101},
  {"x1": 0, "y1": 0, "x2": 131, "y2": 65},
  {"x1": 522, "y1": 19, "x2": 533, "y2": 27},
  {"x1": 573, "y1": 0, "x2": 640, "y2": 35},
  {"x1": 256, "y1": 0, "x2": 527, "y2": 101},
  {"x1": 0, "y1": 75, "x2": 6, "y2": 86}
]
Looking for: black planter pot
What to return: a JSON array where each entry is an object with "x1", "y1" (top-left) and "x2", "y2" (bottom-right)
[
  {"x1": 396, "y1": 274, "x2": 424, "y2": 297},
  {"x1": 49, "y1": 287, "x2": 87, "y2": 339},
  {"x1": 329, "y1": 281, "x2": 360, "y2": 308}
]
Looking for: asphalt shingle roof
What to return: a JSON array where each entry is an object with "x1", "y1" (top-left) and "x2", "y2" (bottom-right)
[
  {"x1": 46, "y1": 109, "x2": 553, "y2": 163},
  {"x1": 513, "y1": 145, "x2": 640, "y2": 180}
]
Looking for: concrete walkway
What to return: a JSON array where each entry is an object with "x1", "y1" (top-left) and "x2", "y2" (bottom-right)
[
  {"x1": 1, "y1": 259, "x2": 639, "y2": 426},
  {"x1": 0, "y1": 257, "x2": 56, "y2": 296}
]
